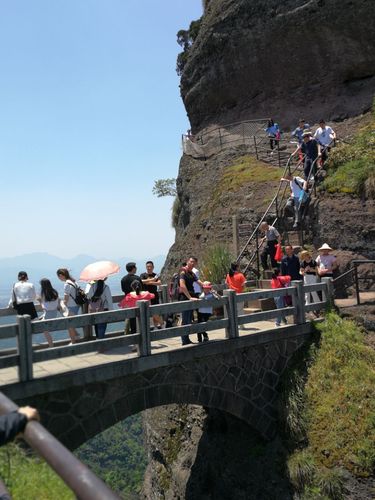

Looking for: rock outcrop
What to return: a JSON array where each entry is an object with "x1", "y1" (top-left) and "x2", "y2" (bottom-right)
[{"x1": 181, "y1": 0, "x2": 375, "y2": 131}]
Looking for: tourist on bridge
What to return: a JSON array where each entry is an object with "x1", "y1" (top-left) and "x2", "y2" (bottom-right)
[
  {"x1": 299, "y1": 250, "x2": 320, "y2": 305},
  {"x1": 121, "y1": 263, "x2": 142, "y2": 334},
  {"x1": 197, "y1": 281, "x2": 215, "y2": 343},
  {"x1": 260, "y1": 222, "x2": 281, "y2": 272},
  {"x1": 314, "y1": 119, "x2": 336, "y2": 166},
  {"x1": 300, "y1": 130, "x2": 320, "y2": 180},
  {"x1": 38, "y1": 278, "x2": 68, "y2": 347},
  {"x1": 9, "y1": 271, "x2": 38, "y2": 320},
  {"x1": 178, "y1": 257, "x2": 203, "y2": 345},
  {"x1": 140, "y1": 261, "x2": 163, "y2": 330},
  {"x1": 271, "y1": 269, "x2": 290, "y2": 327},
  {"x1": 85, "y1": 279, "x2": 113, "y2": 339},
  {"x1": 119, "y1": 280, "x2": 154, "y2": 308},
  {"x1": 280, "y1": 246, "x2": 301, "y2": 281},
  {"x1": 225, "y1": 262, "x2": 247, "y2": 321},
  {"x1": 316, "y1": 243, "x2": 337, "y2": 279},
  {"x1": 56, "y1": 269, "x2": 81, "y2": 344}
]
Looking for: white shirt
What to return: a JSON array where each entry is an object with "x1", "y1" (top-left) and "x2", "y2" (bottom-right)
[
  {"x1": 290, "y1": 176, "x2": 305, "y2": 198},
  {"x1": 64, "y1": 280, "x2": 79, "y2": 308},
  {"x1": 314, "y1": 126, "x2": 335, "y2": 147},
  {"x1": 9, "y1": 281, "x2": 36, "y2": 306},
  {"x1": 192, "y1": 267, "x2": 201, "y2": 294},
  {"x1": 41, "y1": 297, "x2": 59, "y2": 311},
  {"x1": 85, "y1": 282, "x2": 114, "y2": 311}
]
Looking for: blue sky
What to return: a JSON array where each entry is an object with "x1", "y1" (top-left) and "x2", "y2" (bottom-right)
[{"x1": 0, "y1": 0, "x2": 203, "y2": 259}]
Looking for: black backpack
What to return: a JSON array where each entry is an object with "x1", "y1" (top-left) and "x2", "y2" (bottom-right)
[
  {"x1": 169, "y1": 272, "x2": 181, "y2": 301},
  {"x1": 69, "y1": 281, "x2": 88, "y2": 306}
]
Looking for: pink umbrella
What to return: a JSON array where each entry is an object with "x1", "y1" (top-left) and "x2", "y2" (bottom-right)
[{"x1": 79, "y1": 260, "x2": 120, "y2": 282}]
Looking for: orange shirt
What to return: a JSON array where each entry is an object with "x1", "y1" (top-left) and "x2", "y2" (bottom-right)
[{"x1": 225, "y1": 272, "x2": 246, "y2": 294}]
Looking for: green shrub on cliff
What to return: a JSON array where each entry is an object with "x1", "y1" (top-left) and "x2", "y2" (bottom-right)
[
  {"x1": 201, "y1": 244, "x2": 233, "y2": 284},
  {"x1": 0, "y1": 444, "x2": 73, "y2": 499},
  {"x1": 323, "y1": 106, "x2": 375, "y2": 198},
  {"x1": 286, "y1": 313, "x2": 375, "y2": 497}
]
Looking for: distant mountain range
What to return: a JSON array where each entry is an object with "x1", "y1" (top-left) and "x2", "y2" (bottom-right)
[{"x1": 0, "y1": 252, "x2": 166, "y2": 287}]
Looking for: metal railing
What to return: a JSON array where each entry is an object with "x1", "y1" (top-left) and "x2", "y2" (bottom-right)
[
  {"x1": 0, "y1": 391, "x2": 121, "y2": 499},
  {"x1": 182, "y1": 118, "x2": 269, "y2": 158},
  {"x1": 0, "y1": 280, "x2": 333, "y2": 384},
  {"x1": 333, "y1": 260, "x2": 375, "y2": 305}
]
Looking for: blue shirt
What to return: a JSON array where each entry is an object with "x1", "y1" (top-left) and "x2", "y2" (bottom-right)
[{"x1": 291, "y1": 123, "x2": 310, "y2": 143}]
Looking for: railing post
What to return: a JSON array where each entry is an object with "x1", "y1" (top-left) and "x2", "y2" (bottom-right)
[
  {"x1": 218, "y1": 128, "x2": 223, "y2": 148},
  {"x1": 353, "y1": 264, "x2": 360, "y2": 305},
  {"x1": 277, "y1": 140, "x2": 281, "y2": 167},
  {"x1": 137, "y1": 300, "x2": 151, "y2": 357},
  {"x1": 82, "y1": 303, "x2": 93, "y2": 340},
  {"x1": 253, "y1": 136, "x2": 259, "y2": 159},
  {"x1": 160, "y1": 284, "x2": 169, "y2": 304},
  {"x1": 292, "y1": 280, "x2": 305, "y2": 325},
  {"x1": 321, "y1": 277, "x2": 334, "y2": 310},
  {"x1": 17, "y1": 314, "x2": 33, "y2": 382},
  {"x1": 223, "y1": 289, "x2": 238, "y2": 339}
]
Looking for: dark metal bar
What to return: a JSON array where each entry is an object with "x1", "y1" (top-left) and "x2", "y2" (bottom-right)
[
  {"x1": 354, "y1": 264, "x2": 360, "y2": 305},
  {"x1": 0, "y1": 392, "x2": 121, "y2": 500}
]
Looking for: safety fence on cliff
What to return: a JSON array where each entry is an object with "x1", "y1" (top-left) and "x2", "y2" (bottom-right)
[{"x1": 182, "y1": 118, "x2": 270, "y2": 158}]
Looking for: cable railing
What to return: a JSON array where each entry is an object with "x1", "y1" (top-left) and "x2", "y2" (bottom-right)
[
  {"x1": 0, "y1": 392, "x2": 121, "y2": 499},
  {"x1": 333, "y1": 260, "x2": 375, "y2": 304}
]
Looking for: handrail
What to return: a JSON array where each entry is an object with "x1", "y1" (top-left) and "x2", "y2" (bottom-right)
[
  {"x1": 0, "y1": 280, "x2": 333, "y2": 384},
  {"x1": 236, "y1": 145, "x2": 303, "y2": 274},
  {"x1": 333, "y1": 259, "x2": 375, "y2": 305},
  {"x1": 0, "y1": 392, "x2": 121, "y2": 499}
]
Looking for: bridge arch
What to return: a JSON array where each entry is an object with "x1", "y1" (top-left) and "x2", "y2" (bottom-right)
[{"x1": 14, "y1": 333, "x2": 308, "y2": 450}]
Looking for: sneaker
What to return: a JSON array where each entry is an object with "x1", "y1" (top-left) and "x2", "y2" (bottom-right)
[
  {"x1": 275, "y1": 322, "x2": 281, "y2": 327},
  {"x1": 282, "y1": 318, "x2": 288, "y2": 325},
  {"x1": 203, "y1": 337, "x2": 209, "y2": 342}
]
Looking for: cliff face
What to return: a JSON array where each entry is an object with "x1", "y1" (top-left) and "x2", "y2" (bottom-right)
[
  {"x1": 141, "y1": 405, "x2": 294, "y2": 499},
  {"x1": 181, "y1": 0, "x2": 375, "y2": 131}
]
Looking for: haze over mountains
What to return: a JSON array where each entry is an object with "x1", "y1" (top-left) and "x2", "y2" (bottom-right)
[{"x1": 0, "y1": 252, "x2": 166, "y2": 288}]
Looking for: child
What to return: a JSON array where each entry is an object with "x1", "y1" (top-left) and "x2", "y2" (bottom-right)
[
  {"x1": 197, "y1": 281, "x2": 216, "y2": 342},
  {"x1": 271, "y1": 269, "x2": 291, "y2": 327}
]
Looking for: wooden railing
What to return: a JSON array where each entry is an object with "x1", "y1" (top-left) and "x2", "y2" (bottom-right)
[{"x1": 0, "y1": 279, "x2": 333, "y2": 384}]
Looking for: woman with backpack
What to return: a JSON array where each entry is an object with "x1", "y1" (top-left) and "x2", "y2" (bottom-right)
[
  {"x1": 85, "y1": 279, "x2": 113, "y2": 339},
  {"x1": 38, "y1": 278, "x2": 67, "y2": 347},
  {"x1": 56, "y1": 268, "x2": 81, "y2": 344}
]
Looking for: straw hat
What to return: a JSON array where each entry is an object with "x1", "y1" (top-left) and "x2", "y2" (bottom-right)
[
  {"x1": 302, "y1": 130, "x2": 312, "y2": 137},
  {"x1": 318, "y1": 243, "x2": 333, "y2": 251},
  {"x1": 300, "y1": 250, "x2": 311, "y2": 259},
  {"x1": 202, "y1": 281, "x2": 212, "y2": 289}
]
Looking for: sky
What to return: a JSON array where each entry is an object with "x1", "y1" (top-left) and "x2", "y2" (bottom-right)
[{"x1": 0, "y1": 0, "x2": 203, "y2": 260}]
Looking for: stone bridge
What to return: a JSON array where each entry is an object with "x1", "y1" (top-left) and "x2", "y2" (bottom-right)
[{"x1": 2, "y1": 323, "x2": 313, "y2": 450}]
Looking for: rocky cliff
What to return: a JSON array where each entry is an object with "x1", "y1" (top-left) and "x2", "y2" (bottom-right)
[{"x1": 181, "y1": 0, "x2": 375, "y2": 131}]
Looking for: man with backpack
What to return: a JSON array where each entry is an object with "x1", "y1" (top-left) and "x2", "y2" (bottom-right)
[{"x1": 178, "y1": 256, "x2": 203, "y2": 345}]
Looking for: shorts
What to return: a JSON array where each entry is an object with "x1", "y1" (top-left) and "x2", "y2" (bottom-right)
[
  {"x1": 43, "y1": 310, "x2": 58, "y2": 320},
  {"x1": 150, "y1": 293, "x2": 160, "y2": 306},
  {"x1": 68, "y1": 306, "x2": 80, "y2": 316}
]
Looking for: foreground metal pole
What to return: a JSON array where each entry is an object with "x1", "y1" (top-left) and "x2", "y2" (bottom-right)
[
  {"x1": 0, "y1": 392, "x2": 120, "y2": 500},
  {"x1": 223, "y1": 289, "x2": 238, "y2": 339}
]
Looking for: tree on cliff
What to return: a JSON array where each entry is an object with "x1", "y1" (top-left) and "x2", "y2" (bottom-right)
[
  {"x1": 176, "y1": 18, "x2": 202, "y2": 75},
  {"x1": 152, "y1": 178, "x2": 177, "y2": 197}
]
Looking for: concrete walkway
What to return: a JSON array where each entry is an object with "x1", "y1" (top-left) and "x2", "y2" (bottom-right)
[{"x1": 0, "y1": 319, "x2": 287, "y2": 387}]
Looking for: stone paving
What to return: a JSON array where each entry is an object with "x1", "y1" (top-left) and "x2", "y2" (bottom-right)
[{"x1": 0, "y1": 319, "x2": 285, "y2": 387}]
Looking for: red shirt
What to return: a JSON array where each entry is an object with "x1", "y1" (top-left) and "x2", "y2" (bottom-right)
[
  {"x1": 119, "y1": 291, "x2": 155, "y2": 308},
  {"x1": 271, "y1": 275, "x2": 291, "y2": 289},
  {"x1": 225, "y1": 272, "x2": 246, "y2": 294}
]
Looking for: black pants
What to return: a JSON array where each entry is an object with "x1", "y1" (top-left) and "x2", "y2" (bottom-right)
[
  {"x1": 304, "y1": 157, "x2": 317, "y2": 180},
  {"x1": 197, "y1": 312, "x2": 210, "y2": 342},
  {"x1": 261, "y1": 240, "x2": 278, "y2": 270}
]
